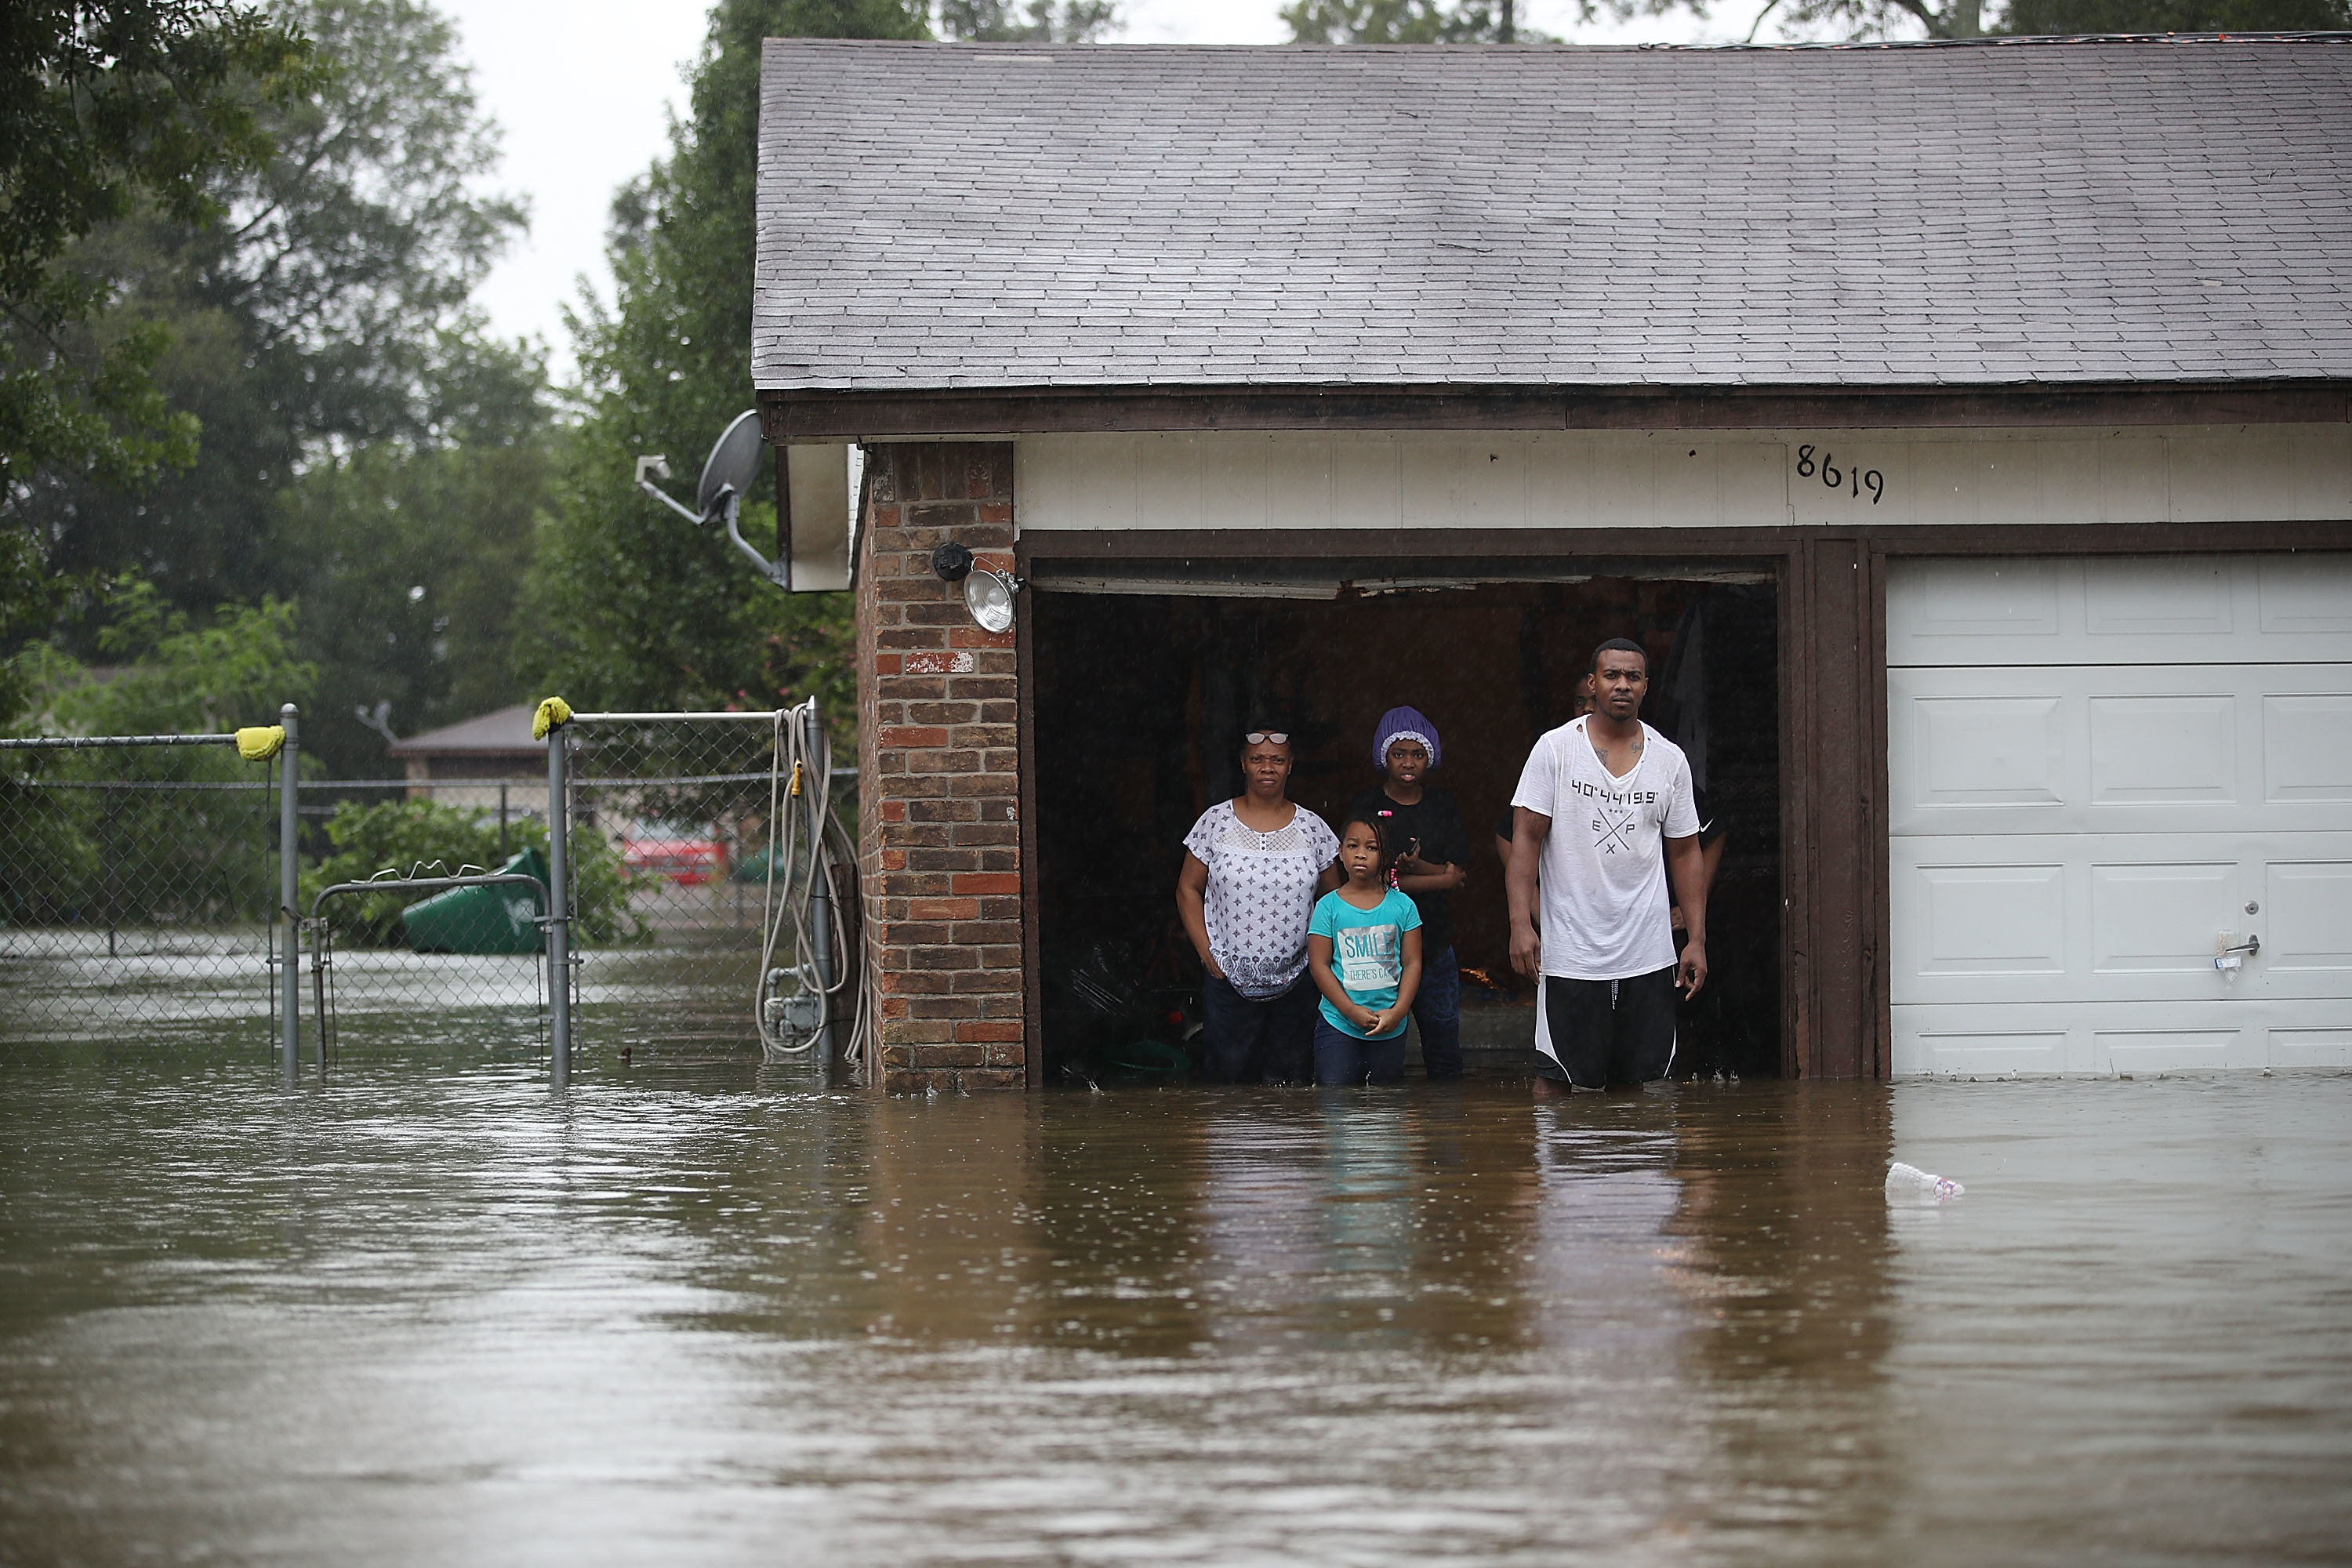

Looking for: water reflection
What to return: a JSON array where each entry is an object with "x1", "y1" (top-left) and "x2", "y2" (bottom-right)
[{"x1": 0, "y1": 1065, "x2": 2345, "y2": 1564}]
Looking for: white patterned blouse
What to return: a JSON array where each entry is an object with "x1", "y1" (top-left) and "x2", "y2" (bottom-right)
[{"x1": 1181, "y1": 800, "x2": 1340, "y2": 999}]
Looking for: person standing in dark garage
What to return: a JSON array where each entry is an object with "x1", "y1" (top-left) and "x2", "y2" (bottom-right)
[{"x1": 1347, "y1": 706, "x2": 1469, "y2": 1081}]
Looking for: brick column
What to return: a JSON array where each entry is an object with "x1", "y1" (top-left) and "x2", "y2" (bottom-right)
[{"x1": 856, "y1": 443, "x2": 1024, "y2": 1092}]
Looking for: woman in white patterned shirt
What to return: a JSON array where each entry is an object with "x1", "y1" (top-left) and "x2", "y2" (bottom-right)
[{"x1": 1177, "y1": 724, "x2": 1341, "y2": 1083}]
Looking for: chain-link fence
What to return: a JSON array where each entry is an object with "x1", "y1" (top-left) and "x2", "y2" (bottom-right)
[
  {"x1": 564, "y1": 713, "x2": 792, "y2": 1055},
  {"x1": 0, "y1": 734, "x2": 284, "y2": 1063},
  {"x1": 3, "y1": 703, "x2": 859, "y2": 1075}
]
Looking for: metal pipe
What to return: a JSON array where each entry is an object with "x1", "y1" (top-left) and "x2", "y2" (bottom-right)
[
  {"x1": 0, "y1": 770, "x2": 857, "y2": 791},
  {"x1": 546, "y1": 719, "x2": 572, "y2": 1088},
  {"x1": 101, "y1": 793, "x2": 118, "y2": 959},
  {"x1": 0, "y1": 733, "x2": 238, "y2": 750},
  {"x1": 278, "y1": 703, "x2": 300, "y2": 1090},
  {"x1": 564, "y1": 710, "x2": 786, "y2": 724},
  {"x1": 307, "y1": 872, "x2": 550, "y2": 917},
  {"x1": 804, "y1": 701, "x2": 836, "y2": 1068}
]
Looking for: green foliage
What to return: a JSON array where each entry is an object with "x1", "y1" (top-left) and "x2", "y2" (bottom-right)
[
  {"x1": 301, "y1": 797, "x2": 641, "y2": 947},
  {"x1": 1997, "y1": 0, "x2": 2351, "y2": 29},
  {"x1": 279, "y1": 333, "x2": 551, "y2": 779},
  {"x1": 0, "y1": 528, "x2": 69, "y2": 730},
  {"x1": 1, "y1": 2, "x2": 309, "y2": 731},
  {"x1": 0, "y1": 577, "x2": 306, "y2": 927},
  {"x1": 0, "y1": 1, "x2": 310, "y2": 508},
  {"x1": 1605, "y1": 0, "x2": 2347, "y2": 42},
  {"x1": 0, "y1": 757, "x2": 279, "y2": 928},
  {"x1": 21, "y1": 0, "x2": 531, "y2": 630},
  {"x1": 936, "y1": 0, "x2": 1120, "y2": 40},
  {"x1": 1283, "y1": 0, "x2": 1541, "y2": 41},
  {"x1": 35, "y1": 575, "x2": 314, "y2": 742},
  {"x1": 524, "y1": 0, "x2": 922, "y2": 739}
]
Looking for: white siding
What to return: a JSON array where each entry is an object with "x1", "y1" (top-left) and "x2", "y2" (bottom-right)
[{"x1": 1016, "y1": 425, "x2": 2352, "y2": 534}]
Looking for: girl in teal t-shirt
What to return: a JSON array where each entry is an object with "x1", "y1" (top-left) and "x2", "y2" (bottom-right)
[{"x1": 1305, "y1": 811, "x2": 1424, "y2": 1086}]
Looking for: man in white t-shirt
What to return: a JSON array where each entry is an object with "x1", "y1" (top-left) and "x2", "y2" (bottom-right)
[{"x1": 1506, "y1": 638, "x2": 1710, "y2": 1094}]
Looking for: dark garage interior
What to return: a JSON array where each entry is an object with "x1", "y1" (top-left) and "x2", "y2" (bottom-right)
[{"x1": 1028, "y1": 565, "x2": 1783, "y2": 1084}]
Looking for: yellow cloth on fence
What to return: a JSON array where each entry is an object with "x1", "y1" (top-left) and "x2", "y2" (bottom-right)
[
  {"x1": 234, "y1": 725, "x2": 285, "y2": 761},
  {"x1": 532, "y1": 696, "x2": 573, "y2": 740}
]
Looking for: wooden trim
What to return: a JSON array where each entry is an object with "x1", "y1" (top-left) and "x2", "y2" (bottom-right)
[
  {"x1": 1018, "y1": 520, "x2": 2352, "y2": 566},
  {"x1": 1864, "y1": 520, "x2": 2352, "y2": 555},
  {"x1": 761, "y1": 382, "x2": 2350, "y2": 441},
  {"x1": 1016, "y1": 568, "x2": 1045, "y2": 1089},
  {"x1": 1864, "y1": 543, "x2": 1895, "y2": 1080},
  {"x1": 1802, "y1": 535, "x2": 1871, "y2": 1080},
  {"x1": 1018, "y1": 528, "x2": 1807, "y2": 567},
  {"x1": 1777, "y1": 548, "x2": 1809, "y2": 1079}
]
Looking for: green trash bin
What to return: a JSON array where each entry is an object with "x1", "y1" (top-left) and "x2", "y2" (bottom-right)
[{"x1": 400, "y1": 846, "x2": 550, "y2": 955}]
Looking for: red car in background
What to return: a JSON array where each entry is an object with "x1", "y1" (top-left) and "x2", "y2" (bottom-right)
[{"x1": 620, "y1": 822, "x2": 725, "y2": 885}]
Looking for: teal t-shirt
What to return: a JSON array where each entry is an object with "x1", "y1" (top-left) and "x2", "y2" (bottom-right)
[{"x1": 1308, "y1": 886, "x2": 1423, "y2": 1040}]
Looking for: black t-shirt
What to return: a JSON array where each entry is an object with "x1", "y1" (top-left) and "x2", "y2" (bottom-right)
[{"x1": 1346, "y1": 783, "x2": 1469, "y2": 957}]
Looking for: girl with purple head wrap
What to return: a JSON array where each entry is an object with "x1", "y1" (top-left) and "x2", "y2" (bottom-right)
[{"x1": 1346, "y1": 706, "x2": 1470, "y2": 1080}]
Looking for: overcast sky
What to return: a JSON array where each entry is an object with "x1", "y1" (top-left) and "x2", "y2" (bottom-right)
[{"x1": 437, "y1": 0, "x2": 1766, "y2": 380}]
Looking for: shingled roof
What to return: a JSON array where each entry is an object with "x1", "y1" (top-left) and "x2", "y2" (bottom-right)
[{"x1": 753, "y1": 38, "x2": 2352, "y2": 396}]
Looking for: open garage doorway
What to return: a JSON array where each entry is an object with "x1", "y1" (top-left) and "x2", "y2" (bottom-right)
[{"x1": 1026, "y1": 565, "x2": 1782, "y2": 1085}]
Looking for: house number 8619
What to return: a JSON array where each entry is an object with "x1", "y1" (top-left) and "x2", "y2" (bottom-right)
[{"x1": 1797, "y1": 445, "x2": 1883, "y2": 505}]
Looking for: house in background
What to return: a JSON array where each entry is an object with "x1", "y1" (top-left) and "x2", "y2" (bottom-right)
[
  {"x1": 753, "y1": 37, "x2": 2352, "y2": 1092},
  {"x1": 386, "y1": 704, "x2": 544, "y2": 825}
]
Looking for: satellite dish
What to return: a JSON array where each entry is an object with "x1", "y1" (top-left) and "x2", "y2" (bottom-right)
[{"x1": 697, "y1": 410, "x2": 764, "y2": 517}]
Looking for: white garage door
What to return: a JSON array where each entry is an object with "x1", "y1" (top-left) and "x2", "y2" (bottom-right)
[{"x1": 1887, "y1": 554, "x2": 2352, "y2": 1076}]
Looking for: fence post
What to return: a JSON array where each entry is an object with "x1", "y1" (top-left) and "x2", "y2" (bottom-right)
[
  {"x1": 278, "y1": 702, "x2": 300, "y2": 1088},
  {"x1": 804, "y1": 702, "x2": 836, "y2": 1067},
  {"x1": 546, "y1": 718, "x2": 572, "y2": 1088}
]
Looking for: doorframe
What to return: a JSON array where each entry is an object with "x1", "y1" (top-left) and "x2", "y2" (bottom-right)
[{"x1": 1014, "y1": 525, "x2": 1831, "y2": 1076}]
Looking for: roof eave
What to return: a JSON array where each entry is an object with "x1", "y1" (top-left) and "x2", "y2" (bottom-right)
[{"x1": 758, "y1": 379, "x2": 2352, "y2": 442}]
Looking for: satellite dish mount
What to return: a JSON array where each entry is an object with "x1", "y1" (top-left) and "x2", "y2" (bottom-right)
[{"x1": 634, "y1": 410, "x2": 784, "y2": 586}]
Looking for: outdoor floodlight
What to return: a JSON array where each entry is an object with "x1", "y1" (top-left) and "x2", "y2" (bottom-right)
[
  {"x1": 964, "y1": 568, "x2": 1019, "y2": 634},
  {"x1": 929, "y1": 541, "x2": 1019, "y2": 630}
]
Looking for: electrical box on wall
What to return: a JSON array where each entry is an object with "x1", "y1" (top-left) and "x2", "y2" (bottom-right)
[{"x1": 782, "y1": 443, "x2": 859, "y2": 592}]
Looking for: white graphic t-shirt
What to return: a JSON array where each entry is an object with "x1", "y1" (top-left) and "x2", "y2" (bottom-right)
[
  {"x1": 1183, "y1": 800, "x2": 1340, "y2": 997},
  {"x1": 1510, "y1": 717, "x2": 1699, "y2": 981}
]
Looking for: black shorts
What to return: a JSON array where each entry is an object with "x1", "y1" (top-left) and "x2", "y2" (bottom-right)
[{"x1": 1532, "y1": 967, "x2": 1678, "y2": 1088}]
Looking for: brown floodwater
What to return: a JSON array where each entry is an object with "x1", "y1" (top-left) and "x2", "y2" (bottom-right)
[{"x1": 2, "y1": 1060, "x2": 2348, "y2": 1565}]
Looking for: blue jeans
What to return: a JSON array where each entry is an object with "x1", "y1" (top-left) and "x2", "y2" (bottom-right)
[
  {"x1": 1313, "y1": 1014, "x2": 1407, "y2": 1086},
  {"x1": 1200, "y1": 972, "x2": 1316, "y2": 1084},
  {"x1": 1414, "y1": 946, "x2": 1463, "y2": 1081}
]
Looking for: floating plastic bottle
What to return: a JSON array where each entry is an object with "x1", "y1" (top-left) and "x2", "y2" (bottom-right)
[{"x1": 1886, "y1": 1160, "x2": 1964, "y2": 1201}]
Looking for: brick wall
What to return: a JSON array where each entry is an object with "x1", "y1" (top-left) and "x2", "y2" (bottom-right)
[{"x1": 856, "y1": 443, "x2": 1025, "y2": 1092}]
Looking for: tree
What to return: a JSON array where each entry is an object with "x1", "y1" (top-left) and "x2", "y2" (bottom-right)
[
  {"x1": 1606, "y1": 0, "x2": 2347, "y2": 42},
  {"x1": 20, "y1": 0, "x2": 528, "y2": 618},
  {"x1": 1, "y1": 2, "x2": 309, "y2": 504},
  {"x1": 525, "y1": 0, "x2": 931, "y2": 732},
  {"x1": 4, "y1": 577, "x2": 314, "y2": 926},
  {"x1": 1283, "y1": 0, "x2": 1535, "y2": 42},
  {"x1": 1998, "y1": 0, "x2": 2350, "y2": 30},
  {"x1": 278, "y1": 334, "x2": 551, "y2": 778},
  {"x1": 1, "y1": 2, "x2": 308, "y2": 728},
  {"x1": 936, "y1": 0, "x2": 1120, "y2": 40}
]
